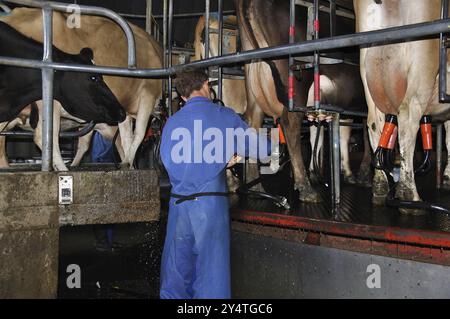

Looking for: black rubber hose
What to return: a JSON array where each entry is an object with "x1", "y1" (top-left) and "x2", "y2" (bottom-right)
[
  {"x1": 383, "y1": 168, "x2": 450, "y2": 215},
  {"x1": 415, "y1": 150, "x2": 432, "y2": 175},
  {"x1": 237, "y1": 157, "x2": 291, "y2": 191}
]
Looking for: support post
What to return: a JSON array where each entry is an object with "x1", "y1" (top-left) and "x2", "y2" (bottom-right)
[
  {"x1": 41, "y1": 7, "x2": 54, "y2": 172},
  {"x1": 330, "y1": 113, "x2": 341, "y2": 213},
  {"x1": 313, "y1": 0, "x2": 320, "y2": 110},
  {"x1": 329, "y1": 0, "x2": 336, "y2": 37},
  {"x1": 145, "y1": 0, "x2": 152, "y2": 35}
]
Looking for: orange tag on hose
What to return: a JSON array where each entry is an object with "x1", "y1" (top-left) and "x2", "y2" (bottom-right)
[
  {"x1": 421, "y1": 123, "x2": 433, "y2": 150},
  {"x1": 387, "y1": 126, "x2": 398, "y2": 150},
  {"x1": 378, "y1": 122, "x2": 397, "y2": 149},
  {"x1": 278, "y1": 124, "x2": 286, "y2": 145}
]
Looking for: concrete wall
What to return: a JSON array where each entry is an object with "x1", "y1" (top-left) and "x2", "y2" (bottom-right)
[{"x1": 0, "y1": 170, "x2": 159, "y2": 299}]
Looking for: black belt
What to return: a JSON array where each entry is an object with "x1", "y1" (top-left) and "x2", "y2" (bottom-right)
[{"x1": 170, "y1": 192, "x2": 230, "y2": 204}]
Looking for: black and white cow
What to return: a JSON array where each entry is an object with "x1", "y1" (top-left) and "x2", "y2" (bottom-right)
[{"x1": 0, "y1": 21, "x2": 126, "y2": 127}]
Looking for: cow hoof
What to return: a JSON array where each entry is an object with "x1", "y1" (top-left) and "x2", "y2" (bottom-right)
[
  {"x1": 343, "y1": 175, "x2": 357, "y2": 185},
  {"x1": 356, "y1": 170, "x2": 372, "y2": 187},
  {"x1": 372, "y1": 172, "x2": 389, "y2": 206},
  {"x1": 297, "y1": 185, "x2": 322, "y2": 203},
  {"x1": 372, "y1": 194, "x2": 386, "y2": 206}
]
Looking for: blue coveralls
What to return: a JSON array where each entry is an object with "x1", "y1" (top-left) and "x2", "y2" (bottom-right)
[
  {"x1": 91, "y1": 131, "x2": 116, "y2": 163},
  {"x1": 160, "y1": 96, "x2": 271, "y2": 299}
]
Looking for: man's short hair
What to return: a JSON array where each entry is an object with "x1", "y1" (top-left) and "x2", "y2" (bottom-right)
[{"x1": 174, "y1": 69, "x2": 209, "y2": 98}]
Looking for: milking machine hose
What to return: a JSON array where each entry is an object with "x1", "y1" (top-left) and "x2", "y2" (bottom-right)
[
  {"x1": 383, "y1": 168, "x2": 450, "y2": 215},
  {"x1": 235, "y1": 157, "x2": 292, "y2": 210}
]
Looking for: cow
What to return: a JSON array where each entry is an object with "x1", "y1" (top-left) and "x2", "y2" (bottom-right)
[
  {"x1": 354, "y1": 0, "x2": 450, "y2": 214},
  {"x1": 0, "y1": 21, "x2": 126, "y2": 169},
  {"x1": 1, "y1": 7, "x2": 163, "y2": 170},
  {"x1": 236, "y1": 0, "x2": 368, "y2": 202}
]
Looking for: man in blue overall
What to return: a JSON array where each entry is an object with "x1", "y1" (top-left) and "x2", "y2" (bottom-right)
[{"x1": 160, "y1": 69, "x2": 272, "y2": 299}]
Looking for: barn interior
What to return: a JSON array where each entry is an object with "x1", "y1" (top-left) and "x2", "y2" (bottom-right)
[{"x1": 0, "y1": 0, "x2": 449, "y2": 299}]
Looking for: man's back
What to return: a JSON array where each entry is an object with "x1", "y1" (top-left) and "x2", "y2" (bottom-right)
[{"x1": 161, "y1": 96, "x2": 246, "y2": 195}]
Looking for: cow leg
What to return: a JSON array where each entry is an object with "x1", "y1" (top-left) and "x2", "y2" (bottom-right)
[
  {"x1": 122, "y1": 95, "x2": 156, "y2": 169},
  {"x1": 0, "y1": 121, "x2": 10, "y2": 168},
  {"x1": 356, "y1": 119, "x2": 372, "y2": 187},
  {"x1": 34, "y1": 101, "x2": 68, "y2": 171},
  {"x1": 361, "y1": 47, "x2": 389, "y2": 205},
  {"x1": 368, "y1": 111, "x2": 389, "y2": 206},
  {"x1": 118, "y1": 115, "x2": 134, "y2": 168},
  {"x1": 71, "y1": 129, "x2": 94, "y2": 167},
  {"x1": 0, "y1": 136, "x2": 7, "y2": 168},
  {"x1": 309, "y1": 125, "x2": 324, "y2": 181},
  {"x1": 0, "y1": 119, "x2": 23, "y2": 168},
  {"x1": 281, "y1": 109, "x2": 321, "y2": 203},
  {"x1": 340, "y1": 119, "x2": 355, "y2": 184},
  {"x1": 51, "y1": 103, "x2": 67, "y2": 171},
  {"x1": 443, "y1": 121, "x2": 450, "y2": 190},
  {"x1": 396, "y1": 100, "x2": 424, "y2": 215}
]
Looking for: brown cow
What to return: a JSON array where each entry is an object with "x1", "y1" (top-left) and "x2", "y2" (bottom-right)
[
  {"x1": 0, "y1": 7, "x2": 162, "y2": 170},
  {"x1": 355, "y1": 0, "x2": 450, "y2": 214},
  {"x1": 236, "y1": 0, "x2": 368, "y2": 202}
]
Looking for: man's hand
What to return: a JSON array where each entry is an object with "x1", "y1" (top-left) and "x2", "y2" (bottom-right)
[{"x1": 227, "y1": 155, "x2": 243, "y2": 168}]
